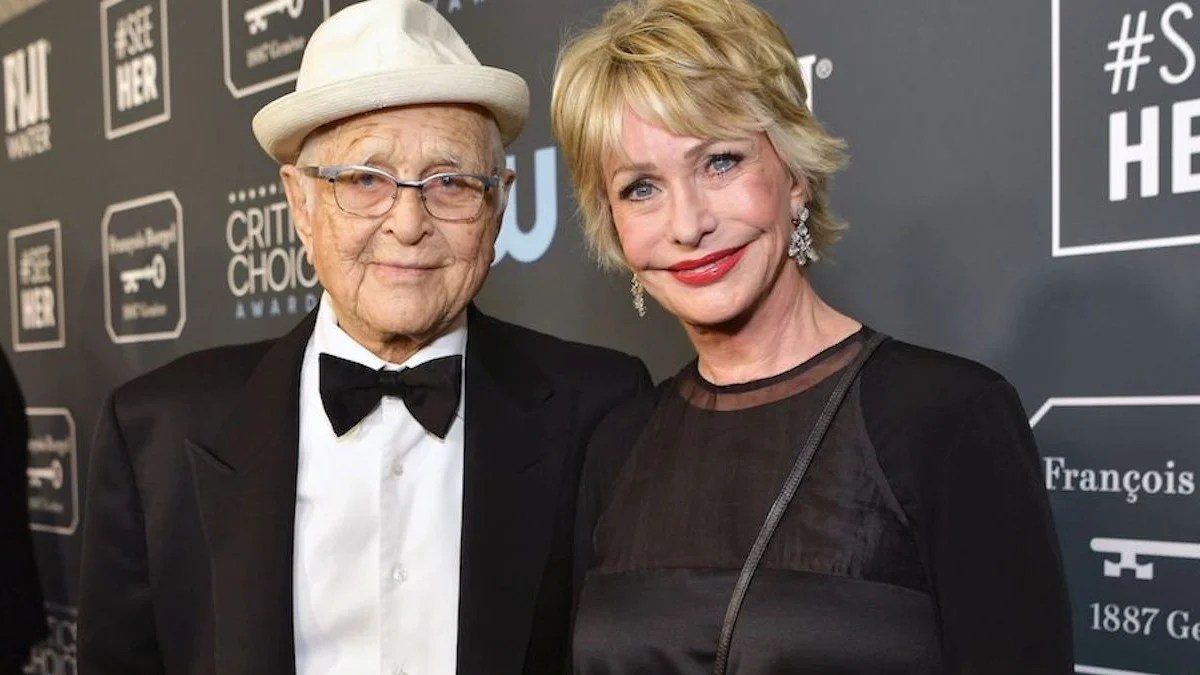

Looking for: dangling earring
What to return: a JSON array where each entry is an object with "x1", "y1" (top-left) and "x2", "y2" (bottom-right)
[
  {"x1": 787, "y1": 206, "x2": 817, "y2": 267},
  {"x1": 630, "y1": 274, "x2": 646, "y2": 317}
]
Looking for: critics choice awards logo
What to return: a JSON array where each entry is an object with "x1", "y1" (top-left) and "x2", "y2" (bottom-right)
[
  {"x1": 222, "y1": 0, "x2": 328, "y2": 98},
  {"x1": 2, "y1": 38, "x2": 51, "y2": 162},
  {"x1": 7, "y1": 220, "x2": 64, "y2": 351},
  {"x1": 102, "y1": 192, "x2": 185, "y2": 343},
  {"x1": 1032, "y1": 397, "x2": 1200, "y2": 673},
  {"x1": 1053, "y1": 1, "x2": 1200, "y2": 256},
  {"x1": 101, "y1": 0, "x2": 170, "y2": 139},
  {"x1": 25, "y1": 408, "x2": 77, "y2": 536},
  {"x1": 225, "y1": 181, "x2": 319, "y2": 320}
]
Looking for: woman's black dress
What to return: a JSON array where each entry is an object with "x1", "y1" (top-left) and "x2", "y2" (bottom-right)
[{"x1": 573, "y1": 329, "x2": 1074, "y2": 674}]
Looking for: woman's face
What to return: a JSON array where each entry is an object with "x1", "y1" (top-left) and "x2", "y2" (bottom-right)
[{"x1": 604, "y1": 109, "x2": 805, "y2": 328}]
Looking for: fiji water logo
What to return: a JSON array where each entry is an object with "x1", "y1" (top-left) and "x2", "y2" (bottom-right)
[{"x1": 3, "y1": 38, "x2": 51, "y2": 161}]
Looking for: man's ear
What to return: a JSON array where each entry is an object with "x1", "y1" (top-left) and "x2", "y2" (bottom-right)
[
  {"x1": 280, "y1": 164, "x2": 314, "y2": 261},
  {"x1": 492, "y1": 167, "x2": 517, "y2": 231}
]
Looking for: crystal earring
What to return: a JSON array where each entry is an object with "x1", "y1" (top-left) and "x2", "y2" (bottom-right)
[
  {"x1": 630, "y1": 274, "x2": 646, "y2": 317},
  {"x1": 787, "y1": 206, "x2": 817, "y2": 267}
]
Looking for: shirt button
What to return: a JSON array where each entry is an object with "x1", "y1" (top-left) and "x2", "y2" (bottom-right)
[
  {"x1": 391, "y1": 462, "x2": 405, "y2": 477},
  {"x1": 392, "y1": 566, "x2": 408, "y2": 583}
]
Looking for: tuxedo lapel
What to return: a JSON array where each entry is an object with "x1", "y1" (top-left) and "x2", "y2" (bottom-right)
[
  {"x1": 187, "y1": 311, "x2": 317, "y2": 675},
  {"x1": 457, "y1": 309, "x2": 576, "y2": 675}
]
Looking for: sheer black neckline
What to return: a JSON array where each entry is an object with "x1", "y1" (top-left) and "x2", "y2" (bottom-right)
[
  {"x1": 678, "y1": 327, "x2": 870, "y2": 412},
  {"x1": 686, "y1": 326, "x2": 868, "y2": 394}
]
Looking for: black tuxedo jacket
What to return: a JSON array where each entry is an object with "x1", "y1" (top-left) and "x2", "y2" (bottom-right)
[
  {"x1": 78, "y1": 308, "x2": 650, "y2": 675},
  {"x1": 0, "y1": 347, "x2": 46, "y2": 671}
]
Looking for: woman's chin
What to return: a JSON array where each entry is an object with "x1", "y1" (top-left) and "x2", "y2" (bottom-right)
[{"x1": 669, "y1": 300, "x2": 754, "y2": 333}]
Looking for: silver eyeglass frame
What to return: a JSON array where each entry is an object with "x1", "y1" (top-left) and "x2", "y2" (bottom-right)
[{"x1": 298, "y1": 164, "x2": 501, "y2": 221}]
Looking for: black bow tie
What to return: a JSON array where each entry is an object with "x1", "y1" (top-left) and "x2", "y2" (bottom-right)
[{"x1": 318, "y1": 353, "x2": 463, "y2": 439}]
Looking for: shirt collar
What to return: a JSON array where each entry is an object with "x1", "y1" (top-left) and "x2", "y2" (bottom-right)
[{"x1": 312, "y1": 292, "x2": 467, "y2": 372}]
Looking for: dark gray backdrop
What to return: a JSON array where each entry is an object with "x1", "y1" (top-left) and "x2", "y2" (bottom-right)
[{"x1": 2, "y1": 0, "x2": 1197, "y2": 672}]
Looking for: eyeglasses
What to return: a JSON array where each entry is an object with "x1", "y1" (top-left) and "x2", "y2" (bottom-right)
[{"x1": 298, "y1": 164, "x2": 501, "y2": 221}]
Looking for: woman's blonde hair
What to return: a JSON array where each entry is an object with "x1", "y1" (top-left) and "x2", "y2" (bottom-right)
[{"x1": 551, "y1": 0, "x2": 848, "y2": 269}]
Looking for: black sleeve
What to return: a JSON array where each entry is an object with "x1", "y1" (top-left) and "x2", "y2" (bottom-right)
[
  {"x1": 923, "y1": 380, "x2": 1074, "y2": 674},
  {"x1": 0, "y1": 349, "x2": 46, "y2": 669},
  {"x1": 570, "y1": 384, "x2": 658, "y2": 620},
  {"x1": 540, "y1": 353, "x2": 653, "y2": 675},
  {"x1": 77, "y1": 392, "x2": 165, "y2": 675}
]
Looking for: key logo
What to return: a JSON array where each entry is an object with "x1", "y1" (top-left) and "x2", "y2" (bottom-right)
[
  {"x1": 221, "y1": 0, "x2": 328, "y2": 98},
  {"x1": 101, "y1": 191, "x2": 185, "y2": 343},
  {"x1": 1033, "y1": 395, "x2": 1200, "y2": 672},
  {"x1": 1092, "y1": 537, "x2": 1200, "y2": 581},
  {"x1": 26, "y1": 408, "x2": 77, "y2": 535}
]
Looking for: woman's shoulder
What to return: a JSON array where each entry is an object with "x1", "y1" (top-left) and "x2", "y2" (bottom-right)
[
  {"x1": 858, "y1": 335, "x2": 1029, "y2": 461},
  {"x1": 858, "y1": 336, "x2": 1038, "y2": 511},
  {"x1": 866, "y1": 336, "x2": 1008, "y2": 393},
  {"x1": 863, "y1": 336, "x2": 1016, "y2": 413}
]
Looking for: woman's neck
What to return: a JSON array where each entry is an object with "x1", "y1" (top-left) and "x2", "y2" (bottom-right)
[{"x1": 686, "y1": 270, "x2": 860, "y2": 386}]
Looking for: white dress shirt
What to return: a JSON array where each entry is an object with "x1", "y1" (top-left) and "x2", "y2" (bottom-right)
[{"x1": 294, "y1": 293, "x2": 465, "y2": 675}]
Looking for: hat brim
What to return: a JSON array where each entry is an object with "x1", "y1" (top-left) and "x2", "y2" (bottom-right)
[{"x1": 252, "y1": 64, "x2": 529, "y2": 164}]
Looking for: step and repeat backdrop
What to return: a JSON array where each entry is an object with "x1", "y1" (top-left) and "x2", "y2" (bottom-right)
[{"x1": 1, "y1": 0, "x2": 1197, "y2": 672}]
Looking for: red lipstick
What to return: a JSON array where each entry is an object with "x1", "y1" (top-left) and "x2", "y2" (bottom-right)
[{"x1": 666, "y1": 246, "x2": 746, "y2": 286}]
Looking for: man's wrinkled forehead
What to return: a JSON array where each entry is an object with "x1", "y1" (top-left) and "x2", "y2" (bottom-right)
[{"x1": 308, "y1": 104, "x2": 501, "y2": 169}]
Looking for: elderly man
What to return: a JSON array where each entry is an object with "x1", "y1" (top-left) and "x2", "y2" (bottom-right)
[{"x1": 77, "y1": 1, "x2": 650, "y2": 674}]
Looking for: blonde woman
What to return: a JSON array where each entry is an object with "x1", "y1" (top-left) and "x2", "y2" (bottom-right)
[{"x1": 552, "y1": 0, "x2": 1073, "y2": 672}]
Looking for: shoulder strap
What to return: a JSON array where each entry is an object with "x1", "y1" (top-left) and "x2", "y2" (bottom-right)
[{"x1": 712, "y1": 331, "x2": 888, "y2": 675}]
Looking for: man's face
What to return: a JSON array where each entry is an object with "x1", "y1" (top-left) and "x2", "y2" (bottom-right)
[{"x1": 282, "y1": 104, "x2": 512, "y2": 354}]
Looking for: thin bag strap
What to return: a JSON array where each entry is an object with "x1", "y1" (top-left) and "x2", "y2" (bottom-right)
[{"x1": 712, "y1": 331, "x2": 888, "y2": 675}]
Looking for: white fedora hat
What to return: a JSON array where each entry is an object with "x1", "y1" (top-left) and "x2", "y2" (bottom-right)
[{"x1": 252, "y1": 0, "x2": 529, "y2": 164}]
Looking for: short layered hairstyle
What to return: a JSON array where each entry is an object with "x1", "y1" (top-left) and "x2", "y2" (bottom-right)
[{"x1": 551, "y1": 0, "x2": 848, "y2": 269}]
